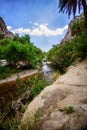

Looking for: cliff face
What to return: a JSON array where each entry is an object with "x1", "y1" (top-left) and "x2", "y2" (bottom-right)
[
  {"x1": 0, "y1": 17, "x2": 13, "y2": 39},
  {"x1": 61, "y1": 14, "x2": 84, "y2": 43}
]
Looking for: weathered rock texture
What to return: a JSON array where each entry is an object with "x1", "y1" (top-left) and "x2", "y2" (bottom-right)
[
  {"x1": 0, "y1": 17, "x2": 13, "y2": 38},
  {"x1": 61, "y1": 14, "x2": 84, "y2": 43},
  {"x1": 20, "y1": 59, "x2": 87, "y2": 130}
]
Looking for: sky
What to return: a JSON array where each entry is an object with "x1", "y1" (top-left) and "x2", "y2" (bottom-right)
[{"x1": 0, "y1": 0, "x2": 72, "y2": 52}]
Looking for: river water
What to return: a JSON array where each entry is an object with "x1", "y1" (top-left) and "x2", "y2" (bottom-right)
[{"x1": 42, "y1": 61, "x2": 56, "y2": 84}]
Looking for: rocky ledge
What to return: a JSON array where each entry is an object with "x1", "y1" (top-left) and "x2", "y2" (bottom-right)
[
  {"x1": 20, "y1": 59, "x2": 87, "y2": 130},
  {"x1": 0, "y1": 17, "x2": 13, "y2": 38}
]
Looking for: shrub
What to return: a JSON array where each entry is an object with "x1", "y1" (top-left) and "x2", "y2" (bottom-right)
[
  {"x1": 74, "y1": 33, "x2": 87, "y2": 58},
  {"x1": 47, "y1": 32, "x2": 87, "y2": 72},
  {"x1": 0, "y1": 66, "x2": 16, "y2": 79},
  {"x1": 20, "y1": 105, "x2": 27, "y2": 113},
  {"x1": 29, "y1": 74, "x2": 48, "y2": 100},
  {"x1": 0, "y1": 37, "x2": 43, "y2": 69},
  {"x1": 16, "y1": 74, "x2": 49, "y2": 101},
  {"x1": 64, "y1": 106, "x2": 75, "y2": 114},
  {"x1": 71, "y1": 18, "x2": 85, "y2": 35}
]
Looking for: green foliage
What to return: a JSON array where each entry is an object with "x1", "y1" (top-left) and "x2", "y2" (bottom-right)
[
  {"x1": 0, "y1": 73, "x2": 48, "y2": 130},
  {"x1": 0, "y1": 38, "x2": 12, "y2": 59},
  {"x1": 47, "y1": 33, "x2": 87, "y2": 72},
  {"x1": 74, "y1": 33, "x2": 87, "y2": 58},
  {"x1": 0, "y1": 38, "x2": 11, "y2": 46},
  {"x1": 16, "y1": 74, "x2": 48, "y2": 101},
  {"x1": 20, "y1": 104, "x2": 27, "y2": 113},
  {"x1": 29, "y1": 74, "x2": 48, "y2": 100},
  {"x1": 0, "y1": 66, "x2": 16, "y2": 79},
  {"x1": 64, "y1": 106, "x2": 75, "y2": 114},
  {"x1": 13, "y1": 34, "x2": 30, "y2": 44},
  {"x1": 72, "y1": 19, "x2": 85, "y2": 35},
  {"x1": 3, "y1": 41, "x2": 27, "y2": 63},
  {"x1": 16, "y1": 73, "x2": 49, "y2": 102},
  {"x1": 16, "y1": 77, "x2": 29, "y2": 94},
  {"x1": 0, "y1": 104, "x2": 19, "y2": 130},
  {"x1": 0, "y1": 116, "x2": 19, "y2": 130},
  {"x1": 0, "y1": 35, "x2": 43, "y2": 70}
]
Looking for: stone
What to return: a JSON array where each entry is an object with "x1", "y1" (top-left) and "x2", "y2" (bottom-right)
[
  {"x1": 61, "y1": 13, "x2": 84, "y2": 43},
  {"x1": 20, "y1": 59, "x2": 87, "y2": 130},
  {"x1": 0, "y1": 17, "x2": 13, "y2": 39}
]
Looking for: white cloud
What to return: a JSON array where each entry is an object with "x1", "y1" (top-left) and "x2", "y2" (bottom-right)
[
  {"x1": 10, "y1": 28, "x2": 31, "y2": 35},
  {"x1": 7, "y1": 26, "x2": 12, "y2": 30},
  {"x1": 7, "y1": 23, "x2": 68, "y2": 37}
]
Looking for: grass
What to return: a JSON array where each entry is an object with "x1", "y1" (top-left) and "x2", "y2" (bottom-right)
[
  {"x1": 0, "y1": 66, "x2": 17, "y2": 79},
  {"x1": 16, "y1": 73, "x2": 49, "y2": 101}
]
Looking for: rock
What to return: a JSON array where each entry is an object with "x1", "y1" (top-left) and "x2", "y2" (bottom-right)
[
  {"x1": 0, "y1": 59, "x2": 8, "y2": 66},
  {"x1": 61, "y1": 14, "x2": 84, "y2": 43},
  {"x1": 0, "y1": 17, "x2": 13, "y2": 39},
  {"x1": 20, "y1": 59, "x2": 87, "y2": 130},
  {"x1": 11, "y1": 90, "x2": 31, "y2": 113}
]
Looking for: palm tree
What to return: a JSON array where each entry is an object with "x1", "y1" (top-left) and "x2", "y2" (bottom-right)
[{"x1": 58, "y1": 0, "x2": 87, "y2": 33}]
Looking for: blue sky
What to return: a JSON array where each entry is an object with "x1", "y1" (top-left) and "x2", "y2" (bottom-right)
[{"x1": 0, "y1": 0, "x2": 72, "y2": 52}]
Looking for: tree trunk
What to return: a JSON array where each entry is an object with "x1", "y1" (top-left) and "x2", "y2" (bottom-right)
[{"x1": 82, "y1": 0, "x2": 87, "y2": 34}]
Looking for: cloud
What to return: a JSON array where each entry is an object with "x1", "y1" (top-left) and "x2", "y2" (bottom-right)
[
  {"x1": 10, "y1": 28, "x2": 31, "y2": 35},
  {"x1": 7, "y1": 23, "x2": 68, "y2": 37},
  {"x1": 7, "y1": 26, "x2": 12, "y2": 30}
]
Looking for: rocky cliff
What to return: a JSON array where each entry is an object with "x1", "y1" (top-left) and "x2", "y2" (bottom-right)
[
  {"x1": 0, "y1": 17, "x2": 13, "y2": 39},
  {"x1": 61, "y1": 14, "x2": 84, "y2": 43}
]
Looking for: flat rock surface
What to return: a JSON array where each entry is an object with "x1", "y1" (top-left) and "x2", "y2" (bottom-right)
[
  {"x1": 20, "y1": 59, "x2": 87, "y2": 130},
  {"x1": 0, "y1": 69, "x2": 38, "y2": 84}
]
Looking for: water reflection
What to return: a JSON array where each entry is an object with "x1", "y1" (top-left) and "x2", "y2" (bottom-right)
[{"x1": 42, "y1": 62, "x2": 55, "y2": 83}]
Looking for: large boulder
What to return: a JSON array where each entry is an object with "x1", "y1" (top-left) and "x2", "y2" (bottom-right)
[{"x1": 20, "y1": 59, "x2": 87, "y2": 130}]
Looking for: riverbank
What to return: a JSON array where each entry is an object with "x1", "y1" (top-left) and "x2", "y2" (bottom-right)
[
  {"x1": 0, "y1": 69, "x2": 38, "y2": 112},
  {"x1": 0, "y1": 69, "x2": 38, "y2": 84}
]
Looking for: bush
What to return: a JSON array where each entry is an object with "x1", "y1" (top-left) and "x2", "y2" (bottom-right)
[
  {"x1": 26, "y1": 74, "x2": 48, "y2": 101},
  {"x1": 71, "y1": 18, "x2": 85, "y2": 35},
  {"x1": 47, "y1": 33, "x2": 87, "y2": 72},
  {"x1": 0, "y1": 66, "x2": 16, "y2": 79},
  {"x1": 16, "y1": 74, "x2": 49, "y2": 101},
  {"x1": 64, "y1": 106, "x2": 75, "y2": 114},
  {"x1": 0, "y1": 36, "x2": 43, "y2": 70},
  {"x1": 20, "y1": 105, "x2": 27, "y2": 113},
  {"x1": 74, "y1": 33, "x2": 87, "y2": 58}
]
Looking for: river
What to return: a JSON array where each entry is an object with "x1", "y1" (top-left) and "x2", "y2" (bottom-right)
[
  {"x1": 0, "y1": 63, "x2": 57, "y2": 112},
  {"x1": 42, "y1": 61, "x2": 56, "y2": 84}
]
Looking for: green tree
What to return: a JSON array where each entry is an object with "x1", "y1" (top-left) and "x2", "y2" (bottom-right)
[
  {"x1": 3, "y1": 41, "x2": 29, "y2": 67},
  {"x1": 58, "y1": 0, "x2": 87, "y2": 33},
  {"x1": 13, "y1": 34, "x2": 30, "y2": 44}
]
